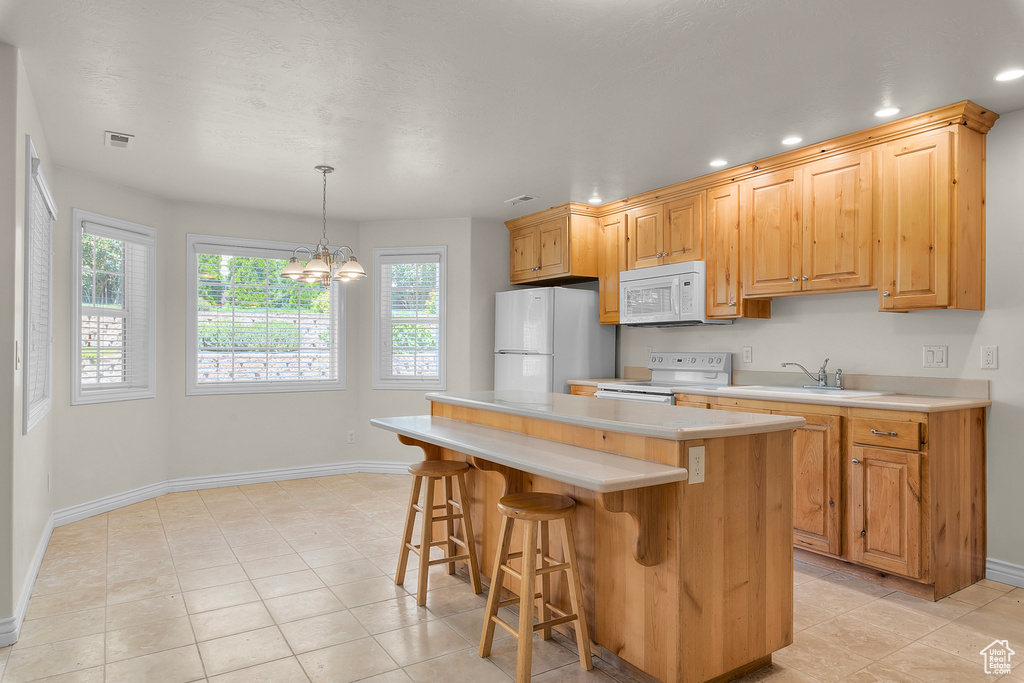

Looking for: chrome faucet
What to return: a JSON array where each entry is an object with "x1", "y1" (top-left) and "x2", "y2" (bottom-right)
[{"x1": 781, "y1": 358, "x2": 844, "y2": 390}]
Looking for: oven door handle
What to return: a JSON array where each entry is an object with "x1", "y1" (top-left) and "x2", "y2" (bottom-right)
[{"x1": 594, "y1": 390, "x2": 674, "y2": 404}]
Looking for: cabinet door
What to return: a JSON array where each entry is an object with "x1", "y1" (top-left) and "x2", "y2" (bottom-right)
[
  {"x1": 802, "y1": 150, "x2": 873, "y2": 292},
  {"x1": 535, "y1": 216, "x2": 570, "y2": 279},
  {"x1": 742, "y1": 168, "x2": 803, "y2": 296},
  {"x1": 849, "y1": 445, "x2": 922, "y2": 578},
  {"x1": 782, "y1": 412, "x2": 842, "y2": 556},
  {"x1": 626, "y1": 205, "x2": 664, "y2": 270},
  {"x1": 510, "y1": 226, "x2": 539, "y2": 283},
  {"x1": 706, "y1": 184, "x2": 742, "y2": 317},
  {"x1": 598, "y1": 213, "x2": 627, "y2": 324},
  {"x1": 880, "y1": 129, "x2": 953, "y2": 310},
  {"x1": 663, "y1": 193, "x2": 704, "y2": 264}
]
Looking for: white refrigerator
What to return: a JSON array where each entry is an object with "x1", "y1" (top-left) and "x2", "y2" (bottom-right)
[{"x1": 494, "y1": 287, "x2": 615, "y2": 394}]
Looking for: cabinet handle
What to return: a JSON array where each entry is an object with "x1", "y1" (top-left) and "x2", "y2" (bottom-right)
[
  {"x1": 883, "y1": 291, "x2": 891, "y2": 297},
  {"x1": 870, "y1": 429, "x2": 898, "y2": 437},
  {"x1": 802, "y1": 275, "x2": 808, "y2": 281},
  {"x1": 851, "y1": 458, "x2": 860, "y2": 464}
]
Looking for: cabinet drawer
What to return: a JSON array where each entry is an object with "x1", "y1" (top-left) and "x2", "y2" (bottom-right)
[{"x1": 851, "y1": 418, "x2": 921, "y2": 450}]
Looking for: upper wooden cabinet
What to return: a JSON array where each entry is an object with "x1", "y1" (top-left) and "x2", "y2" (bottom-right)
[
  {"x1": 506, "y1": 205, "x2": 599, "y2": 285},
  {"x1": 597, "y1": 212, "x2": 627, "y2": 324},
  {"x1": 625, "y1": 193, "x2": 704, "y2": 270},
  {"x1": 742, "y1": 151, "x2": 873, "y2": 297},
  {"x1": 707, "y1": 184, "x2": 770, "y2": 319},
  {"x1": 878, "y1": 126, "x2": 986, "y2": 311}
]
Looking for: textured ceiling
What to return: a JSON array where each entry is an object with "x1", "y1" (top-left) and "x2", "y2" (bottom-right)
[{"x1": 2, "y1": 0, "x2": 1023, "y2": 226}]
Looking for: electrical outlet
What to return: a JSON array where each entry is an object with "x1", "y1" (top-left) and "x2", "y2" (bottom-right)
[
  {"x1": 347, "y1": 430, "x2": 356, "y2": 444},
  {"x1": 922, "y1": 345, "x2": 947, "y2": 368},
  {"x1": 742, "y1": 346, "x2": 753, "y2": 364},
  {"x1": 982, "y1": 345, "x2": 998, "y2": 369},
  {"x1": 688, "y1": 446, "x2": 705, "y2": 484}
]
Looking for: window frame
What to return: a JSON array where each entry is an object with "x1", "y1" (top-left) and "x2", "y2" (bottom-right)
[
  {"x1": 372, "y1": 245, "x2": 447, "y2": 391},
  {"x1": 186, "y1": 233, "x2": 347, "y2": 396},
  {"x1": 23, "y1": 135, "x2": 57, "y2": 433},
  {"x1": 71, "y1": 209, "x2": 157, "y2": 405}
]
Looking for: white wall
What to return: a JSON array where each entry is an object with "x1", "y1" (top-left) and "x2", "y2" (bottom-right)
[
  {"x1": 355, "y1": 218, "x2": 508, "y2": 464},
  {"x1": 619, "y1": 107, "x2": 1024, "y2": 567}
]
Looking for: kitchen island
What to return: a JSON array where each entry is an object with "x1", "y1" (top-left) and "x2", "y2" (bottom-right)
[{"x1": 372, "y1": 391, "x2": 804, "y2": 683}]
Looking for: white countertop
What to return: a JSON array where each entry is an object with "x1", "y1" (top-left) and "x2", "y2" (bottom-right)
[
  {"x1": 567, "y1": 379, "x2": 991, "y2": 412},
  {"x1": 371, "y1": 415, "x2": 689, "y2": 493},
  {"x1": 426, "y1": 390, "x2": 804, "y2": 440}
]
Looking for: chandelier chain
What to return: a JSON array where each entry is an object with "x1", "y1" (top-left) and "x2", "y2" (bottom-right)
[{"x1": 319, "y1": 168, "x2": 329, "y2": 248}]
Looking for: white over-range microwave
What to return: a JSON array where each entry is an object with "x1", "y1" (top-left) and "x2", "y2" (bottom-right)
[{"x1": 619, "y1": 261, "x2": 731, "y2": 326}]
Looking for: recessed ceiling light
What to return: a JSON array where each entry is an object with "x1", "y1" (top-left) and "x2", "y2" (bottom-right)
[
  {"x1": 875, "y1": 107, "x2": 901, "y2": 118},
  {"x1": 709, "y1": 159, "x2": 727, "y2": 167},
  {"x1": 995, "y1": 68, "x2": 1024, "y2": 82},
  {"x1": 588, "y1": 194, "x2": 602, "y2": 205},
  {"x1": 781, "y1": 136, "x2": 802, "y2": 146}
]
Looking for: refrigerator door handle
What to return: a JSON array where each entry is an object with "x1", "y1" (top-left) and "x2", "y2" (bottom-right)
[{"x1": 496, "y1": 349, "x2": 544, "y2": 355}]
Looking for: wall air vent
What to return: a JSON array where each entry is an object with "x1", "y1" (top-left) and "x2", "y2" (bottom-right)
[
  {"x1": 504, "y1": 194, "x2": 537, "y2": 206},
  {"x1": 104, "y1": 131, "x2": 135, "y2": 149}
]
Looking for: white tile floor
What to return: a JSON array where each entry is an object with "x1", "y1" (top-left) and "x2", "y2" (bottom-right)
[{"x1": 1, "y1": 473, "x2": 1021, "y2": 682}]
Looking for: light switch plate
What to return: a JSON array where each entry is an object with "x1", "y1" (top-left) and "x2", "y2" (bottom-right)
[{"x1": 923, "y1": 345, "x2": 947, "y2": 368}]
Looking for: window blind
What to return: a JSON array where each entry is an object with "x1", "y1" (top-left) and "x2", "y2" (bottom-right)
[
  {"x1": 373, "y1": 247, "x2": 446, "y2": 389},
  {"x1": 72, "y1": 211, "x2": 156, "y2": 404},
  {"x1": 24, "y1": 138, "x2": 57, "y2": 433}
]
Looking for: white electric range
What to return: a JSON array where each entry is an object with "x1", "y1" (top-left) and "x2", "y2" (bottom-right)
[{"x1": 594, "y1": 352, "x2": 732, "y2": 404}]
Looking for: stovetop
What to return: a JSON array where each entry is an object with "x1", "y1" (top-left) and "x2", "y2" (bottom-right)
[{"x1": 596, "y1": 352, "x2": 732, "y2": 394}]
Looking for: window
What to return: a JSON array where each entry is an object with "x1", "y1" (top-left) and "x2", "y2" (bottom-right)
[
  {"x1": 186, "y1": 234, "x2": 346, "y2": 395},
  {"x1": 24, "y1": 136, "x2": 57, "y2": 432},
  {"x1": 373, "y1": 246, "x2": 446, "y2": 390},
  {"x1": 72, "y1": 210, "x2": 156, "y2": 404}
]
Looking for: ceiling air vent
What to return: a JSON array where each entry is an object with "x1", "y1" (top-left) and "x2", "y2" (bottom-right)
[
  {"x1": 104, "y1": 131, "x2": 135, "y2": 149},
  {"x1": 504, "y1": 194, "x2": 537, "y2": 206}
]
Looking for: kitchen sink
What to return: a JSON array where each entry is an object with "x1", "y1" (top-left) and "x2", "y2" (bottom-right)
[{"x1": 723, "y1": 385, "x2": 890, "y2": 398}]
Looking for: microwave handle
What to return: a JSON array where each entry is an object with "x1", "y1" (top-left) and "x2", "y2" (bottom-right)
[{"x1": 671, "y1": 278, "x2": 680, "y2": 314}]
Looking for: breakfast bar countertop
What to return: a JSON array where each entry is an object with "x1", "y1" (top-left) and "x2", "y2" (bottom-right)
[{"x1": 425, "y1": 390, "x2": 804, "y2": 440}]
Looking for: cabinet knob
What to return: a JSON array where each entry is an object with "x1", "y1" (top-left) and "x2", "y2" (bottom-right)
[
  {"x1": 860, "y1": 530, "x2": 866, "y2": 537},
  {"x1": 851, "y1": 458, "x2": 860, "y2": 464},
  {"x1": 728, "y1": 301, "x2": 736, "y2": 307},
  {"x1": 883, "y1": 291, "x2": 891, "y2": 297},
  {"x1": 802, "y1": 275, "x2": 808, "y2": 281},
  {"x1": 792, "y1": 276, "x2": 798, "y2": 282}
]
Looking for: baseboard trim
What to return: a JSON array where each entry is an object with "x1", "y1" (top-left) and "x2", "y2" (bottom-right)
[
  {"x1": 986, "y1": 558, "x2": 1024, "y2": 588},
  {"x1": 0, "y1": 460, "x2": 408, "y2": 646}
]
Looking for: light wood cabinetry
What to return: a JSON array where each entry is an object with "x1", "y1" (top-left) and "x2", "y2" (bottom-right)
[
  {"x1": 849, "y1": 445, "x2": 922, "y2": 578},
  {"x1": 505, "y1": 101, "x2": 995, "y2": 317},
  {"x1": 507, "y1": 205, "x2": 599, "y2": 285},
  {"x1": 707, "y1": 185, "x2": 771, "y2": 319},
  {"x1": 569, "y1": 384, "x2": 598, "y2": 397},
  {"x1": 788, "y1": 411, "x2": 843, "y2": 556},
  {"x1": 673, "y1": 393, "x2": 985, "y2": 600},
  {"x1": 625, "y1": 193, "x2": 704, "y2": 270},
  {"x1": 597, "y1": 212, "x2": 627, "y2": 324},
  {"x1": 877, "y1": 127, "x2": 988, "y2": 311},
  {"x1": 743, "y1": 151, "x2": 873, "y2": 297}
]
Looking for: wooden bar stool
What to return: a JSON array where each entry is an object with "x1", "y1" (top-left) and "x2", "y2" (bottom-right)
[
  {"x1": 479, "y1": 492, "x2": 592, "y2": 682},
  {"x1": 396, "y1": 460, "x2": 482, "y2": 606}
]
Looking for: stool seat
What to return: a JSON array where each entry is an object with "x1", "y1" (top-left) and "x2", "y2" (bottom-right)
[
  {"x1": 408, "y1": 459, "x2": 470, "y2": 478},
  {"x1": 497, "y1": 492, "x2": 576, "y2": 521}
]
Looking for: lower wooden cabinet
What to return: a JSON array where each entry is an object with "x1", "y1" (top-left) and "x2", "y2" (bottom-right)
[
  {"x1": 848, "y1": 445, "x2": 923, "y2": 578},
  {"x1": 674, "y1": 393, "x2": 985, "y2": 600},
  {"x1": 787, "y1": 411, "x2": 842, "y2": 556},
  {"x1": 569, "y1": 385, "x2": 598, "y2": 397}
]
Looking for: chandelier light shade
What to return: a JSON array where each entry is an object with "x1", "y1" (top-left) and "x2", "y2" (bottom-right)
[{"x1": 281, "y1": 165, "x2": 365, "y2": 287}]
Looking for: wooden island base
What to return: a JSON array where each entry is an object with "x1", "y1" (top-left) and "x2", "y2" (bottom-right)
[{"x1": 379, "y1": 396, "x2": 798, "y2": 683}]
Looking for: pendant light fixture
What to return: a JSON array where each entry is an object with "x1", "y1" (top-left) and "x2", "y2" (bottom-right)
[{"x1": 280, "y1": 165, "x2": 365, "y2": 286}]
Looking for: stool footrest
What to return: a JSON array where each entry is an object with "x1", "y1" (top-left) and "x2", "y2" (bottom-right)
[
  {"x1": 533, "y1": 614, "x2": 578, "y2": 631},
  {"x1": 427, "y1": 554, "x2": 470, "y2": 566},
  {"x1": 490, "y1": 615, "x2": 519, "y2": 638},
  {"x1": 496, "y1": 593, "x2": 542, "y2": 609}
]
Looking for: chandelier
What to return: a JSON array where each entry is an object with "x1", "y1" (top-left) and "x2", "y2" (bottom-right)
[{"x1": 280, "y1": 165, "x2": 365, "y2": 287}]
